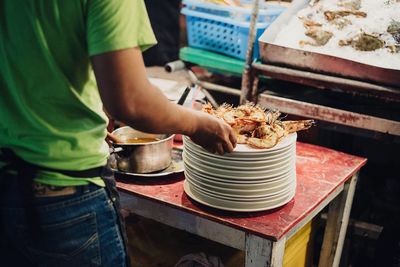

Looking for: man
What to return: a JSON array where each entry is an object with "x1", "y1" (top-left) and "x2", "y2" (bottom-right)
[
  {"x1": 0, "y1": 1, "x2": 236, "y2": 266},
  {"x1": 142, "y1": 0, "x2": 181, "y2": 66}
]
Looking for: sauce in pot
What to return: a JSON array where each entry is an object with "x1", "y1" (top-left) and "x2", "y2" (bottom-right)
[{"x1": 123, "y1": 137, "x2": 160, "y2": 144}]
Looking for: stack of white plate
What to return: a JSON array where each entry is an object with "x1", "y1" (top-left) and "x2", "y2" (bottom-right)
[{"x1": 183, "y1": 133, "x2": 297, "y2": 212}]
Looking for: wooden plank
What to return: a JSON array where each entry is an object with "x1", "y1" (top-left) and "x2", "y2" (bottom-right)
[
  {"x1": 270, "y1": 238, "x2": 286, "y2": 267},
  {"x1": 258, "y1": 94, "x2": 400, "y2": 136},
  {"x1": 245, "y1": 235, "x2": 286, "y2": 267},
  {"x1": 318, "y1": 173, "x2": 359, "y2": 267},
  {"x1": 285, "y1": 184, "x2": 343, "y2": 240},
  {"x1": 245, "y1": 234, "x2": 272, "y2": 267},
  {"x1": 120, "y1": 192, "x2": 246, "y2": 250},
  {"x1": 240, "y1": 0, "x2": 260, "y2": 104},
  {"x1": 252, "y1": 63, "x2": 400, "y2": 102},
  {"x1": 320, "y1": 213, "x2": 383, "y2": 240}
]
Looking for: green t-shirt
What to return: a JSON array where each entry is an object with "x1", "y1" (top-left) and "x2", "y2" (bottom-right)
[{"x1": 0, "y1": 0, "x2": 156, "y2": 186}]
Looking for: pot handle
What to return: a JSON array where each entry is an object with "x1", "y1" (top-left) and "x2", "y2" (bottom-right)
[{"x1": 109, "y1": 147, "x2": 123, "y2": 154}]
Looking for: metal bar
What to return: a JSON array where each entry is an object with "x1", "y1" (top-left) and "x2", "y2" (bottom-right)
[
  {"x1": 187, "y1": 69, "x2": 241, "y2": 96},
  {"x1": 196, "y1": 80, "x2": 241, "y2": 96},
  {"x1": 252, "y1": 63, "x2": 400, "y2": 102},
  {"x1": 201, "y1": 88, "x2": 219, "y2": 108},
  {"x1": 240, "y1": 0, "x2": 260, "y2": 104},
  {"x1": 257, "y1": 93, "x2": 400, "y2": 136}
]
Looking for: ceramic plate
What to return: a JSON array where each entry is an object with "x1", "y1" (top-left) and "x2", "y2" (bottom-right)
[
  {"x1": 184, "y1": 143, "x2": 295, "y2": 167},
  {"x1": 183, "y1": 147, "x2": 295, "y2": 171},
  {"x1": 185, "y1": 171, "x2": 295, "y2": 197},
  {"x1": 183, "y1": 155, "x2": 295, "y2": 180},
  {"x1": 186, "y1": 172, "x2": 295, "y2": 199},
  {"x1": 184, "y1": 136, "x2": 296, "y2": 161},
  {"x1": 184, "y1": 180, "x2": 295, "y2": 212},
  {"x1": 183, "y1": 133, "x2": 296, "y2": 154},
  {"x1": 184, "y1": 166, "x2": 296, "y2": 188}
]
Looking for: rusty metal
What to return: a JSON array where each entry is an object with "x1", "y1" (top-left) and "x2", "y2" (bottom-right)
[
  {"x1": 257, "y1": 93, "x2": 400, "y2": 136},
  {"x1": 252, "y1": 63, "x2": 400, "y2": 102},
  {"x1": 250, "y1": 73, "x2": 260, "y2": 103},
  {"x1": 258, "y1": 0, "x2": 400, "y2": 89},
  {"x1": 240, "y1": 0, "x2": 260, "y2": 104},
  {"x1": 200, "y1": 88, "x2": 219, "y2": 108},
  {"x1": 198, "y1": 81, "x2": 240, "y2": 96}
]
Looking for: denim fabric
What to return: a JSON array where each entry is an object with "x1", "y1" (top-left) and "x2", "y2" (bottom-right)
[{"x1": 0, "y1": 175, "x2": 127, "y2": 267}]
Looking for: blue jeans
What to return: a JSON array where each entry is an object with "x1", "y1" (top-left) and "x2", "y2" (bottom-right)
[{"x1": 0, "y1": 173, "x2": 127, "y2": 267}]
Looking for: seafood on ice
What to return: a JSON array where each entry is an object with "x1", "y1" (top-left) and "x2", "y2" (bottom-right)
[
  {"x1": 273, "y1": 0, "x2": 400, "y2": 70},
  {"x1": 202, "y1": 103, "x2": 315, "y2": 149}
]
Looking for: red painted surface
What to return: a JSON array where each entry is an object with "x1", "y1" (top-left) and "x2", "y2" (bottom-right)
[{"x1": 117, "y1": 142, "x2": 367, "y2": 241}]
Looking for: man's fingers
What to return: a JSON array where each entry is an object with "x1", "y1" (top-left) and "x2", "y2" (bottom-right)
[
  {"x1": 204, "y1": 146, "x2": 215, "y2": 154},
  {"x1": 216, "y1": 143, "x2": 225, "y2": 155},
  {"x1": 223, "y1": 140, "x2": 234, "y2": 153},
  {"x1": 229, "y1": 131, "x2": 237, "y2": 148}
]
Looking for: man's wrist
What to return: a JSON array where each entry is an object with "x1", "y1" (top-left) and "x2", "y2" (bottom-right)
[{"x1": 181, "y1": 109, "x2": 200, "y2": 137}]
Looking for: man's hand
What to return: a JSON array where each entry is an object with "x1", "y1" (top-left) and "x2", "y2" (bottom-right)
[{"x1": 189, "y1": 112, "x2": 237, "y2": 155}]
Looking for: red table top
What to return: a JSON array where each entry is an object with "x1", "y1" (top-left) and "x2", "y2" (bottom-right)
[{"x1": 117, "y1": 142, "x2": 367, "y2": 241}]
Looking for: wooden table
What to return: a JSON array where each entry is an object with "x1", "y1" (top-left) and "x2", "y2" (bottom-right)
[{"x1": 117, "y1": 142, "x2": 367, "y2": 267}]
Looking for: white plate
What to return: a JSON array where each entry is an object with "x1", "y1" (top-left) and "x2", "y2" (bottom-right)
[
  {"x1": 185, "y1": 166, "x2": 296, "y2": 189},
  {"x1": 186, "y1": 178, "x2": 294, "y2": 202},
  {"x1": 184, "y1": 133, "x2": 296, "y2": 154},
  {"x1": 186, "y1": 180, "x2": 295, "y2": 204},
  {"x1": 183, "y1": 148, "x2": 294, "y2": 171},
  {"x1": 184, "y1": 137, "x2": 296, "y2": 161},
  {"x1": 183, "y1": 162, "x2": 294, "y2": 182},
  {"x1": 183, "y1": 143, "x2": 295, "y2": 168},
  {"x1": 183, "y1": 154, "x2": 295, "y2": 179},
  {"x1": 185, "y1": 171, "x2": 295, "y2": 196},
  {"x1": 184, "y1": 180, "x2": 295, "y2": 212},
  {"x1": 186, "y1": 172, "x2": 295, "y2": 199}
]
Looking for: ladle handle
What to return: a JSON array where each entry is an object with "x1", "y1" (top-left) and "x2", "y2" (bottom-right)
[
  {"x1": 106, "y1": 132, "x2": 123, "y2": 144},
  {"x1": 177, "y1": 87, "x2": 191, "y2": 106}
]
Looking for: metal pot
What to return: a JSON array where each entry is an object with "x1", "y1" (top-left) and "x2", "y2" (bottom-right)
[{"x1": 111, "y1": 126, "x2": 174, "y2": 173}]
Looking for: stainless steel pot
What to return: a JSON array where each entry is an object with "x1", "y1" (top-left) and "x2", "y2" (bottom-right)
[{"x1": 111, "y1": 126, "x2": 174, "y2": 173}]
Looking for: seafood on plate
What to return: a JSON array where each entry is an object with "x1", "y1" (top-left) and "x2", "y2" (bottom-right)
[{"x1": 202, "y1": 103, "x2": 315, "y2": 149}]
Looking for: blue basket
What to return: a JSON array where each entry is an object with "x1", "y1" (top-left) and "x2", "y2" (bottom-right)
[{"x1": 182, "y1": 0, "x2": 286, "y2": 60}]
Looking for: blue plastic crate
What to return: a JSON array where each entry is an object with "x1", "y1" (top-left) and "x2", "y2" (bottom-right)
[{"x1": 182, "y1": 0, "x2": 286, "y2": 60}]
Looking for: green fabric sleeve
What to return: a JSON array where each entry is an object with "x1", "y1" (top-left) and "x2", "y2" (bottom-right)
[{"x1": 86, "y1": 0, "x2": 157, "y2": 56}]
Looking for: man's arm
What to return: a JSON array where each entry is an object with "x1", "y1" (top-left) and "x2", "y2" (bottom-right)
[{"x1": 91, "y1": 47, "x2": 236, "y2": 154}]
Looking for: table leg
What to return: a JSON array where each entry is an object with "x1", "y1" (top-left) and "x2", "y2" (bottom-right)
[
  {"x1": 318, "y1": 172, "x2": 359, "y2": 267},
  {"x1": 245, "y1": 234, "x2": 286, "y2": 267}
]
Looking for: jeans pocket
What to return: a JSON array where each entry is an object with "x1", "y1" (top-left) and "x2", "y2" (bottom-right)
[{"x1": 25, "y1": 212, "x2": 101, "y2": 267}]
